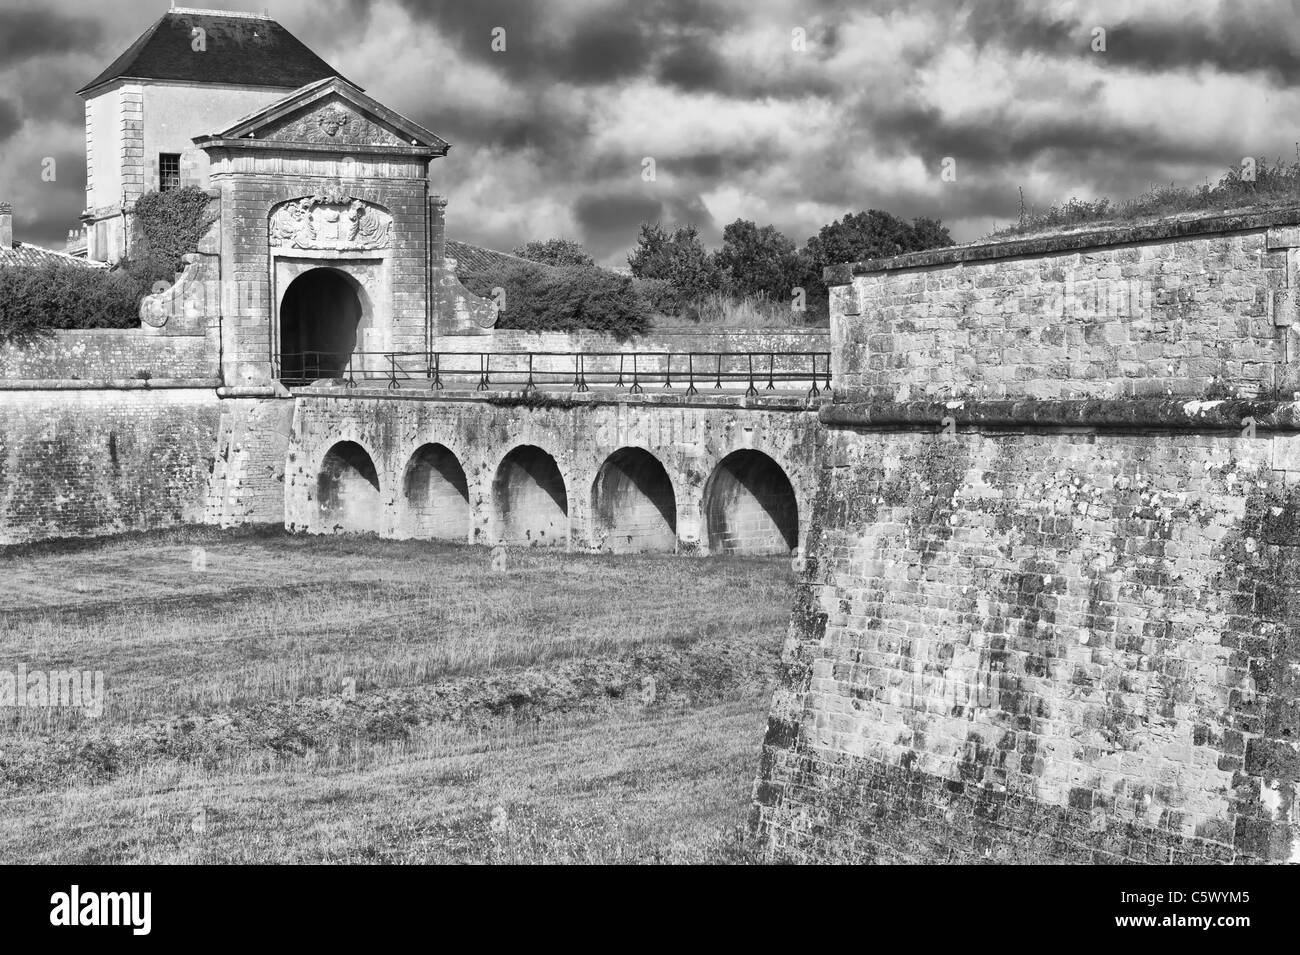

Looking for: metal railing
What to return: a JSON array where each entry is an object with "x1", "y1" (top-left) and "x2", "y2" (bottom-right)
[{"x1": 277, "y1": 350, "x2": 832, "y2": 398}]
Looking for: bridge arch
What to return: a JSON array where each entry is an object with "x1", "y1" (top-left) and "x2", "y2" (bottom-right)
[
  {"x1": 591, "y1": 447, "x2": 677, "y2": 553},
  {"x1": 703, "y1": 449, "x2": 799, "y2": 555},
  {"x1": 402, "y1": 443, "x2": 470, "y2": 541},
  {"x1": 278, "y1": 266, "x2": 366, "y2": 384},
  {"x1": 492, "y1": 445, "x2": 569, "y2": 547},
  {"x1": 317, "y1": 440, "x2": 382, "y2": 533}
]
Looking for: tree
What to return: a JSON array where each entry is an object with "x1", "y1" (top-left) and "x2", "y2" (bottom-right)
[
  {"x1": 799, "y1": 210, "x2": 954, "y2": 317},
  {"x1": 802, "y1": 209, "x2": 952, "y2": 272},
  {"x1": 713, "y1": 219, "x2": 802, "y2": 301},
  {"x1": 626, "y1": 222, "x2": 715, "y2": 299},
  {"x1": 511, "y1": 238, "x2": 595, "y2": 268}
]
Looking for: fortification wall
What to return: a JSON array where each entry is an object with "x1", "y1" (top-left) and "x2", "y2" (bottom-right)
[
  {"x1": 828, "y1": 209, "x2": 1300, "y2": 401},
  {"x1": 755, "y1": 208, "x2": 1300, "y2": 864},
  {"x1": 0, "y1": 388, "x2": 222, "y2": 545}
]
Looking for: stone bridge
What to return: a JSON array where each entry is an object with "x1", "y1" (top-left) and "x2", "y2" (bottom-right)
[{"x1": 283, "y1": 386, "x2": 825, "y2": 555}]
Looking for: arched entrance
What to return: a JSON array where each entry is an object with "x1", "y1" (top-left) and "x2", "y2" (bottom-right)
[
  {"x1": 279, "y1": 267, "x2": 363, "y2": 384},
  {"x1": 591, "y1": 448, "x2": 677, "y2": 553},
  {"x1": 703, "y1": 450, "x2": 798, "y2": 555}
]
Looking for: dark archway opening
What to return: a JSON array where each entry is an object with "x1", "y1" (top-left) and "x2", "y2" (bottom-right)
[
  {"x1": 279, "y1": 268, "x2": 362, "y2": 384},
  {"x1": 493, "y1": 446, "x2": 568, "y2": 547},
  {"x1": 317, "y1": 441, "x2": 381, "y2": 533},
  {"x1": 403, "y1": 444, "x2": 471, "y2": 541},
  {"x1": 592, "y1": 448, "x2": 677, "y2": 553},
  {"x1": 704, "y1": 450, "x2": 798, "y2": 556}
]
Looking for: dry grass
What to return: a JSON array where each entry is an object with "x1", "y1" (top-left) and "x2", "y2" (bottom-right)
[
  {"x1": 991, "y1": 158, "x2": 1300, "y2": 239},
  {"x1": 0, "y1": 526, "x2": 793, "y2": 863}
]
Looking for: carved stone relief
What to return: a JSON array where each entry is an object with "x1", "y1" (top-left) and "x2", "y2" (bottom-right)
[{"x1": 269, "y1": 193, "x2": 393, "y2": 251}]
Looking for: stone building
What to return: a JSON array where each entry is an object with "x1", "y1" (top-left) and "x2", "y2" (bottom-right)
[{"x1": 76, "y1": 7, "x2": 346, "y2": 264}]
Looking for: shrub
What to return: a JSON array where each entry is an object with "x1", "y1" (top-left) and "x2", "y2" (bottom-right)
[
  {"x1": 0, "y1": 264, "x2": 146, "y2": 342},
  {"x1": 511, "y1": 238, "x2": 595, "y2": 268},
  {"x1": 462, "y1": 262, "x2": 651, "y2": 337},
  {"x1": 632, "y1": 277, "x2": 685, "y2": 316}
]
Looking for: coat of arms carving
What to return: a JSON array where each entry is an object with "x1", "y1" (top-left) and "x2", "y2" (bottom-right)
[{"x1": 269, "y1": 194, "x2": 393, "y2": 251}]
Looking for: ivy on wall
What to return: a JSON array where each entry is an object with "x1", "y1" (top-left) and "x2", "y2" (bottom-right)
[{"x1": 131, "y1": 186, "x2": 215, "y2": 276}]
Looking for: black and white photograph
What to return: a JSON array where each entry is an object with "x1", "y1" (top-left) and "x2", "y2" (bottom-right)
[{"x1": 0, "y1": 0, "x2": 1291, "y2": 912}]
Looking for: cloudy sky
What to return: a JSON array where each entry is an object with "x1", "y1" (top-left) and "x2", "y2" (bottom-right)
[{"x1": 1, "y1": 0, "x2": 1298, "y2": 264}]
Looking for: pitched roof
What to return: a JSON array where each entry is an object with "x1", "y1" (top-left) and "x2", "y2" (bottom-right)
[
  {"x1": 0, "y1": 241, "x2": 108, "y2": 269},
  {"x1": 78, "y1": 8, "x2": 349, "y2": 97},
  {"x1": 195, "y1": 76, "x2": 450, "y2": 154}
]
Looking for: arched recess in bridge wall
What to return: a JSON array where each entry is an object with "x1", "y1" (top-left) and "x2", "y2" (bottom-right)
[
  {"x1": 703, "y1": 449, "x2": 799, "y2": 556},
  {"x1": 591, "y1": 447, "x2": 677, "y2": 553},
  {"x1": 402, "y1": 443, "x2": 471, "y2": 541},
  {"x1": 493, "y1": 446, "x2": 569, "y2": 547},
  {"x1": 317, "y1": 441, "x2": 382, "y2": 533}
]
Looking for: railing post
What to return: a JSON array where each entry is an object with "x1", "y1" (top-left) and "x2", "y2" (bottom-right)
[
  {"x1": 663, "y1": 352, "x2": 673, "y2": 390},
  {"x1": 808, "y1": 353, "x2": 820, "y2": 398},
  {"x1": 686, "y1": 353, "x2": 698, "y2": 396},
  {"x1": 766, "y1": 353, "x2": 776, "y2": 390},
  {"x1": 346, "y1": 352, "x2": 356, "y2": 389},
  {"x1": 630, "y1": 353, "x2": 643, "y2": 394},
  {"x1": 523, "y1": 353, "x2": 537, "y2": 394},
  {"x1": 745, "y1": 353, "x2": 758, "y2": 397},
  {"x1": 432, "y1": 352, "x2": 443, "y2": 389},
  {"x1": 575, "y1": 353, "x2": 589, "y2": 393},
  {"x1": 715, "y1": 353, "x2": 723, "y2": 390},
  {"x1": 477, "y1": 353, "x2": 491, "y2": 391},
  {"x1": 387, "y1": 353, "x2": 400, "y2": 390}
]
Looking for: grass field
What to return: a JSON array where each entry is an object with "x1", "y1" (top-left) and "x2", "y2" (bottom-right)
[{"x1": 0, "y1": 526, "x2": 795, "y2": 863}]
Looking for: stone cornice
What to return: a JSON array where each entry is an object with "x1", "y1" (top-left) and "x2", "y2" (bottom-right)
[{"x1": 824, "y1": 204, "x2": 1300, "y2": 285}]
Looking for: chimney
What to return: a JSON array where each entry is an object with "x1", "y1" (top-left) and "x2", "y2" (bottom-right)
[{"x1": 0, "y1": 202, "x2": 11, "y2": 248}]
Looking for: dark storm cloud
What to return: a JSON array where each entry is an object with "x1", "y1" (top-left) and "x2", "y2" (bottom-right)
[
  {"x1": 369, "y1": 0, "x2": 745, "y2": 86},
  {"x1": 416, "y1": 99, "x2": 592, "y2": 154},
  {"x1": 360, "y1": 0, "x2": 654, "y2": 85},
  {"x1": 10, "y1": 147, "x2": 87, "y2": 246},
  {"x1": 956, "y1": 0, "x2": 1300, "y2": 83},
  {"x1": 0, "y1": 9, "x2": 103, "y2": 65},
  {"x1": 1106, "y1": 14, "x2": 1300, "y2": 82},
  {"x1": 868, "y1": 101, "x2": 1231, "y2": 169},
  {"x1": 15, "y1": 63, "x2": 89, "y2": 125},
  {"x1": 572, "y1": 190, "x2": 717, "y2": 251},
  {"x1": 0, "y1": 98, "x2": 22, "y2": 143},
  {"x1": 574, "y1": 193, "x2": 665, "y2": 234}
]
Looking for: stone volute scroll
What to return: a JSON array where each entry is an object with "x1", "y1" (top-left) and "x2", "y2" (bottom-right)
[{"x1": 269, "y1": 193, "x2": 393, "y2": 251}]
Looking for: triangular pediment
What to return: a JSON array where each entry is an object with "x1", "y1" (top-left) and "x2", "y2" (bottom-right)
[{"x1": 199, "y1": 77, "x2": 449, "y2": 153}]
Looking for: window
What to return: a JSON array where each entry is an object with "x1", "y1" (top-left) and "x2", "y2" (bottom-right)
[{"x1": 159, "y1": 153, "x2": 181, "y2": 192}]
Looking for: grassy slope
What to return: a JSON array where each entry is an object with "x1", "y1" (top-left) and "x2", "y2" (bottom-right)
[{"x1": 0, "y1": 527, "x2": 793, "y2": 864}]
